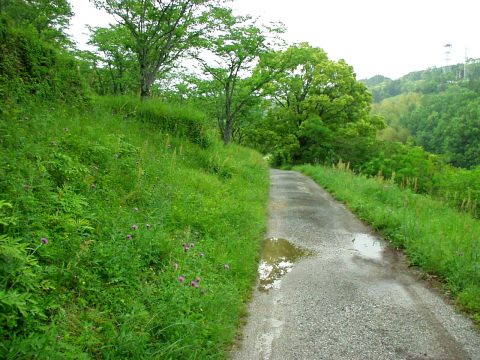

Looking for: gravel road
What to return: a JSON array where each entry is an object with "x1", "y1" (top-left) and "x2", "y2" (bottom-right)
[{"x1": 231, "y1": 169, "x2": 480, "y2": 360}]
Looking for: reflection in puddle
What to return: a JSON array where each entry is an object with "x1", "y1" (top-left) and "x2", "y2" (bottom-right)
[
  {"x1": 258, "y1": 238, "x2": 311, "y2": 291},
  {"x1": 352, "y1": 233, "x2": 383, "y2": 260}
]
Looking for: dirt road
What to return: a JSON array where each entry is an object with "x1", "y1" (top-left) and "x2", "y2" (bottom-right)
[{"x1": 231, "y1": 170, "x2": 480, "y2": 360}]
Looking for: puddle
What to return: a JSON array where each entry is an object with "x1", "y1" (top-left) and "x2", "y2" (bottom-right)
[
  {"x1": 352, "y1": 233, "x2": 384, "y2": 260},
  {"x1": 258, "y1": 238, "x2": 311, "y2": 291}
]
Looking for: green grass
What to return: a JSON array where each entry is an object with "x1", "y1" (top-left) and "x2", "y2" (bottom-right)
[
  {"x1": 296, "y1": 164, "x2": 480, "y2": 324},
  {"x1": 0, "y1": 97, "x2": 269, "y2": 358}
]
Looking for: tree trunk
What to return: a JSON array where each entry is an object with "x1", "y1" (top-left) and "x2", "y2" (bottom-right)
[
  {"x1": 140, "y1": 75, "x2": 150, "y2": 100},
  {"x1": 223, "y1": 117, "x2": 233, "y2": 145}
]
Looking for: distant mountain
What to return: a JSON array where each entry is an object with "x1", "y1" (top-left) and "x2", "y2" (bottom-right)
[{"x1": 362, "y1": 61, "x2": 480, "y2": 102}]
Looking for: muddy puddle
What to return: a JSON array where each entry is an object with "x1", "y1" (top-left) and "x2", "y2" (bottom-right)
[
  {"x1": 258, "y1": 238, "x2": 311, "y2": 291},
  {"x1": 351, "y1": 233, "x2": 384, "y2": 260}
]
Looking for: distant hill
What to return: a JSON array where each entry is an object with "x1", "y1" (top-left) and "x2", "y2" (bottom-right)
[
  {"x1": 362, "y1": 61, "x2": 480, "y2": 102},
  {"x1": 360, "y1": 75, "x2": 392, "y2": 87}
]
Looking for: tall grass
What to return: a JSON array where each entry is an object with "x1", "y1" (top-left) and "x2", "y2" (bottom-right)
[
  {"x1": 0, "y1": 97, "x2": 269, "y2": 358},
  {"x1": 296, "y1": 164, "x2": 480, "y2": 323}
]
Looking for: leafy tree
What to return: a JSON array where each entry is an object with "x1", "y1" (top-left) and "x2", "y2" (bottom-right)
[
  {"x1": 195, "y1": 8, "x2": 284, "y2": 144},
  {"x1": 251, "y1": 43, "x2": 383, "y2": 164},
  {"x1": 91, "y1": 0, "x2": 217, "y2": 99},
  {"x1": 401, "y1": 86, "x2": 480, "y2": 168},
  {"x1": 0, "y1": 0, "x2": 73, "y2": 44},
  {"x1": 88, "y1": 25, "x2": 138, "y2": 95},
  {"x1": 373, "y1": 92, "x2": 420, "y2": 142}
]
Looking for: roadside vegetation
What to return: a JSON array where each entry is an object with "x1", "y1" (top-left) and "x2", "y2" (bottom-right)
[
  {"x1": 296, "y1": 164, "x2": 480, "y2": 324},
  {"x1": 1, "y1": 2, "x2": 269, "y2": 358},
  {"x1": 1, "y1": 96, "x2": 269, "y2": 358},
  {"x1": 2, "y1": 0, "x2": 480, "y2": 356}
]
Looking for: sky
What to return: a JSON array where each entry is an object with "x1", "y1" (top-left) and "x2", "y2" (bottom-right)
[{"x1": 67, "y1": 0, "x2": 480, "y2": 80}]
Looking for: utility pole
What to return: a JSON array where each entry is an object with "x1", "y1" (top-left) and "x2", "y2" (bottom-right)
[{"x1": 444, "y1": 43, "x2": 452, "y2": 73}]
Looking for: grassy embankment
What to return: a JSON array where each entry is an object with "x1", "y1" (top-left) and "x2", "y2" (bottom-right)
[
  {"x1": 1, "y1": 96, "x2": 269, "y2": 359},
  {"x1": 296, "y1": 164, "x2": 480, "y2": 323}
]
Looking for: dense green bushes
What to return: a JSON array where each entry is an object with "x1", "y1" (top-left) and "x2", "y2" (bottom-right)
[
  {"x1": 0, "y1": 17, "x2": 87, "y2": 115},
  {"x1": 297, "y1": 164, "x2": 480, "y2": 323},
  {"x1": 96, "y1": 96, "x2": 212, "y2": 148},
  {"x1": 0, "y1": 99, "x2": 269, "y2": 358}
]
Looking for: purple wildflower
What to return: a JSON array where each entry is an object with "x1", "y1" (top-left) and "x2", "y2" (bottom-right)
[
  {"x1": 190, "y1": 281, "x2": 199, "y2": 288},
  {"x1": 40, "y1": 237, "x2": 48, "y2": 245},
  {"x1": 178, "y1": 276, "x2": 185, "y2": 283},
  {"x1": 184, "y1": 246, "x2": 190, "y2": 252},
  {"x1": 126, "y1": 234, "x2": 133, "y2": 240},
  {"x1": 131, "y1": 224, "x2": 139, "y2": 230}
]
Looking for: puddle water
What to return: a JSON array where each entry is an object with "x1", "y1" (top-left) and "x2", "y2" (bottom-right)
[
  {"x1": 258, "y1": 238, "x2": 311, "y2": 291},
  {"x1": 352, "y1": 233, "x2": 384, "y2": 260}
]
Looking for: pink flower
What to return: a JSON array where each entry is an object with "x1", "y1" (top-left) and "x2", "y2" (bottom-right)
[
  {"x1": 41, "y1": 237, "x2": 48, "y2": 245},
  {"x1": 126, "y1": 234, "x2": 133, "y2": 240},
  {"x1": 190, "y1": 281, "x2": 199, "y2": 288},
  {"x1": 131, "y1": 224, "x2": 138, "y2": 230},
  {"x1": 184, "y1": 246, "x2": 190, "y2": 252},
  {"x1": 178, "y1": 276, "x2": 185, "y2": 283}
]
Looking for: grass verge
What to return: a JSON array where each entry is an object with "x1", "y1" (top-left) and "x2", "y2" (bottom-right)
[
  {"x1": 295, "y1": 164, "x2": 480, "y2": 324},
  {"x1": 0, "y1": 97, "x2": 269, "y2": 359}
]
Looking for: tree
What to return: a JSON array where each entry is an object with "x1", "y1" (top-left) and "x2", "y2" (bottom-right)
[
  {"x1": 91, "y1": 0, "x2": 217, "y2": 99},
  {"x1": 195, "y1": 8, "x2": 284, "y2": 144},
  {"x1": 88, "y1": 25, "x2": 138, "y2": 95},
  {"x1": 251, "y1": 43, "x2": 383, "y2": 164},
  {"x1": 0, "y1": 0, "x2": 73, "y2": 44}
]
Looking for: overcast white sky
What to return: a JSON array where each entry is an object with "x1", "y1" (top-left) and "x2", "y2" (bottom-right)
[{"x1": 67, "y1": 0, "x2": 480, "y2": 80}]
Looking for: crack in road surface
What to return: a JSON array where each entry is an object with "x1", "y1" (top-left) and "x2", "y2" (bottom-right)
[{"x1": 231, "y1": 170, "x2": 480, "y2": 360}]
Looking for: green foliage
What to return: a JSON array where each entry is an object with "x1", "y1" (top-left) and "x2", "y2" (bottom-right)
[
  {"x1": 86, "y1": 25, "x2": 138, "y2": 95},
  {"x1": 91, "y1": 0, "x2": 216, "y2": 99},
  {"x1": 97, "y1": 96, "x2": 212, "y2": 147},
  {"x1": 400, "y1": 86, "x2": 480, "y2": 168},
  {"x1": 246, "y1": 43, "x2": 383, "y2": 165},
  {"x1": 372, "y1": 93, "x2": 420, "y2": 142},
  {"x1": 0, "y1": 98, "x2": 269, "y2": 358},
  {"x1": 0, "y1": 0, "x2": 73, "y2": 44},
  {"x1": 0, "y1": 17, "x2": 87, "y2": 116},
  {"x1": 195, "y1": 7, "x2": 284, "y2": 144},
  {"x1": 297, "y1": 164, "x2": 480, "y2": 324}
]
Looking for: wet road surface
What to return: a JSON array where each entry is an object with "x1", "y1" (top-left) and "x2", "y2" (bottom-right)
[{"x1": 231, "y1": 170, "x2": 480, "y2": 360}]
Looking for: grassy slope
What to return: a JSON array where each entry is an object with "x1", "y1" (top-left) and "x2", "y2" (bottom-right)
[
  {"x1": 0, "y1": 97, "x2": 269, "y2": 359},
  {"x1": 296, "y1": 164, "x2": 480, "y2": 323}
]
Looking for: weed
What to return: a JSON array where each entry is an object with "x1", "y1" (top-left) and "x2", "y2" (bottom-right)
[
  {"x1": 0, "y1": 98, "x2": 269, "y2": 358},
  {"x1": 296, "y1": 164, "x2": 480, "y2": 323}
]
